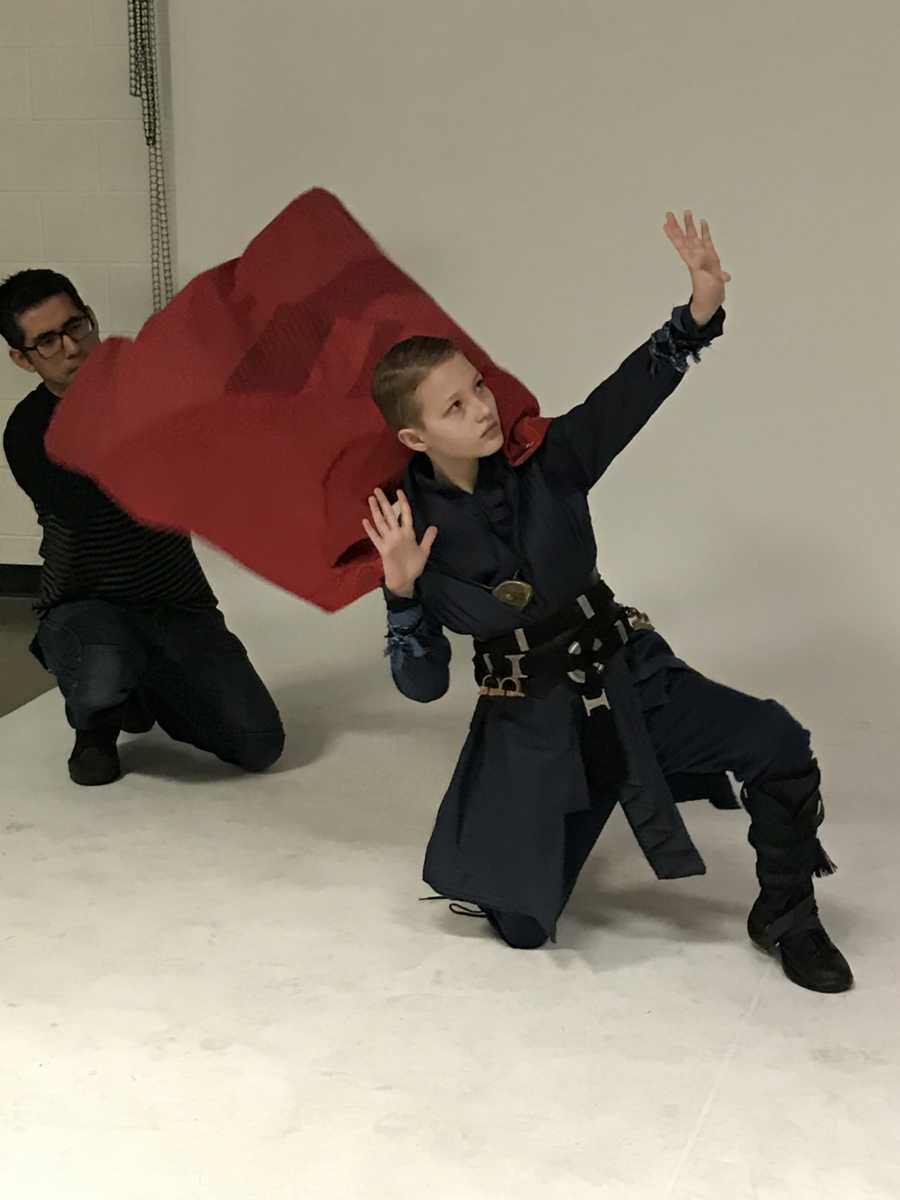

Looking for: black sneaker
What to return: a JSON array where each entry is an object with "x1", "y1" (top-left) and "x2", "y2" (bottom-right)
[
  {"x1": 68, "y1": 731, "x2": 121, "y2": 787},
  {"x1": 748, "y1": 893, "x2": 853, "y2": 993}
]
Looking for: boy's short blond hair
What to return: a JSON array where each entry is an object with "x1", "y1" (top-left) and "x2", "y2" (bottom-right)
[{"x1": 371, "y1": 335, "x2": 458, "y2": 431}]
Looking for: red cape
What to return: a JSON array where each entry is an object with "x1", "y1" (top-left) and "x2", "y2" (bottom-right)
[{"x1": 46, "y1": 189, "x2": 550, "y2": 610}]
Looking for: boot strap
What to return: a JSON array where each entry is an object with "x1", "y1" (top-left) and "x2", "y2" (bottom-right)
[{"x1": 764, "y1": 893, "x2": 821, "y2": 944}]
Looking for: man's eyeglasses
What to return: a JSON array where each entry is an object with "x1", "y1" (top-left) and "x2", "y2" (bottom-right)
[{"x1": 23, "y1": 312, "x2": 97, "y2": 360}]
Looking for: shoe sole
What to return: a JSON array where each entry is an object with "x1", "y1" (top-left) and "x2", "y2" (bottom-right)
[{"x1": 68, "y1": 764, "x2": 122, "y2": 786}]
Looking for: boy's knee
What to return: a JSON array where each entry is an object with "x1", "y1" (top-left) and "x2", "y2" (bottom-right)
[
  {"x1": 488, "y1": 910, "x2": 549, "y2": 950},
  {"x1": 233, "y1": 720, "x2": 285, "y2": 773},
  {"x1": 750, "y1": 699, "x2": 812, "y2": 780}
]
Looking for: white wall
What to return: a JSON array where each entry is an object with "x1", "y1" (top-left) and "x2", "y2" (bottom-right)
[
  {"x1": 0, "y1": 0, "x2": 155, "y2": 564},
  {"x1": 165, "y1": 0, "x2": 899, "y2": 739}
]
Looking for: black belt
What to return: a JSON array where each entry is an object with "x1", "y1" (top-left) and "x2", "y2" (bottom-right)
[
  {"x1": 476, "y1": 573, "x2": 617, "y2": 656},
  {"x1": 472, "y1": 575, "x2": 652, "y2": 705}
]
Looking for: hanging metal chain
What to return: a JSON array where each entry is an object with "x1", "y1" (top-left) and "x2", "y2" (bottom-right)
[{"x1": 127, "y1": 0, "x2": 174, "y2": 311}]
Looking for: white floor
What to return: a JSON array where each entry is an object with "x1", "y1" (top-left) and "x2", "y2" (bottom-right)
[{"x1": 1, "y1": 549, "x2": 898, "y2": 1200}]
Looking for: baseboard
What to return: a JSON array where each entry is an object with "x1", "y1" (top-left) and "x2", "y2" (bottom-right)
[
  {"x1": 0, "y1": 563, "x2": 41, "y2": 597},
  {"x1": 0, "y1": 533, "x2": 41, "y2": 566}
]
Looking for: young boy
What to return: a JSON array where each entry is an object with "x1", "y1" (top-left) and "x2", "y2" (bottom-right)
[{"x1": 363, "y1": 212, "x2": 852, "y2": 994}]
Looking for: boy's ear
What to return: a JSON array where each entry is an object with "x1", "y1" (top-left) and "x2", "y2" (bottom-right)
[{"x1": 398, "y1": 427, "x2": 426, "y2": 453}]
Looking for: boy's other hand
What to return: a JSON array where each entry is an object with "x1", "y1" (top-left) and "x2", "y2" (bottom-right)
[{"x1": 363, "y1": 488, "x2": 437, "y2": 598}]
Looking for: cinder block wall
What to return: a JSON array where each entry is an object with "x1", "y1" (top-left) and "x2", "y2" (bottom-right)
[{"x1": 0, "y1": 0, "x2": 153, "y2": 564}]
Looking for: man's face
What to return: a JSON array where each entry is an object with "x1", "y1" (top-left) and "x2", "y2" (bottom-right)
[
  {"x1": 399, "y1": 352, "x2": 504, "y2": 461},
  {"x1": 9, "y1": 293, "x2": 99, "y2": 395}
]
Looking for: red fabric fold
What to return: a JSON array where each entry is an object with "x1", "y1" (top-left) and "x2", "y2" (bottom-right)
[{"x1": 46, "y1": 188, "x2": 549, "y2": 610}]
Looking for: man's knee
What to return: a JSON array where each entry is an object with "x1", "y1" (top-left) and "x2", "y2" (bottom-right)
[
  {"x1": 66, "y1": 645, "x2": 141, "y2": 726},
  {"x1": 37, "y1": 603, "x2": 144, "y2": 717}
]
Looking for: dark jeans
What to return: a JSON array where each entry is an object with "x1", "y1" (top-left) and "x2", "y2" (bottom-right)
[{"x1": 34, "y1": 600, "x2": 284, "y2": 772}]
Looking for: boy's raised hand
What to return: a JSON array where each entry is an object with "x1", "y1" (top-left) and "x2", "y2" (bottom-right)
[
  {"x1": 363, "y1": 488, "x2": 437, "y2": 599},
  {"x1": 663, "y1": 210, "x2": 731, "y2": 327}
]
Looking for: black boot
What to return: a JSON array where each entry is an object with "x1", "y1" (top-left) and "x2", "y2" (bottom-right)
[
  {"x1": 68, "y1": 730, "x2": 121, "y2": 786},
  {"x1": 742, "y1": 763, "x2": 853, "y2": 994},
  {"x1": 747, "y1": 892, "x2": 853, "y2": 993}
]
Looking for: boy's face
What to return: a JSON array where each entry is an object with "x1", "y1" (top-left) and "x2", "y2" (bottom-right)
[
  {"x1": 9, "y1": 293, "x2": 99, "y2": 396},
  {"x1": 399, "y1": 352, "x2": 504, "y2": 460}
]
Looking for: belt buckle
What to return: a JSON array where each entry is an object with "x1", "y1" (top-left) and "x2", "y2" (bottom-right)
[
  {"x1": 479, "y1": 674, "x2": 527, "y2": 699},
  {"x1": 566, "y1": 636, "x2": 611, "y2": 714},
  {"x1": 497, "y1": 675, "x2": 526, "y2": 699},
  {"x1": 479, "y1": 674, "x2": 501, "y2": 698},
  {"x1": 479, "y1": 651, "x2": 528, "y2": 699}
]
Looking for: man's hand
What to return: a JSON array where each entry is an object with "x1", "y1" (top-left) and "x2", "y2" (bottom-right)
[
  {"x1": 362, "y1": 488, "x2": 437, "y2": 598},
  {"x1": 663, "y1": 210, "x2": 731, "y2": 327}
]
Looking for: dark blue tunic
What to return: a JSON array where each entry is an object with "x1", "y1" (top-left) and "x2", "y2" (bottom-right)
[{"x1": 384, "y1": 304, "x2": 733, "y2": 936}]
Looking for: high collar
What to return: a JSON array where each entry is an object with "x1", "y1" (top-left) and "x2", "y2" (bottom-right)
[{"x1": 409, "y1": 450, "x2": 505, "y2": 498}]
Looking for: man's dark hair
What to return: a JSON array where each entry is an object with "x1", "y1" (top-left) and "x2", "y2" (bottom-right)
[
  {"x1": 372, "y1": 335, "x2": 459, "y2": 431},
  {"x1": 0, "y1": 269, "x2": 88, "y2": 350}
]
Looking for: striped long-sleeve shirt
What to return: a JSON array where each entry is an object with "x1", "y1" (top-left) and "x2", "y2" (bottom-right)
[{"x1": 3, "y1": 384, "x2": 216, "y2": 614}]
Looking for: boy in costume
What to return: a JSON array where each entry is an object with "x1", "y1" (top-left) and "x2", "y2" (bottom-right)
[{"x1": 364, "y1": 212, "x2": 852, "y2": 994}]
